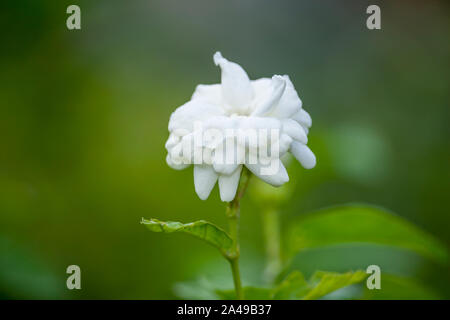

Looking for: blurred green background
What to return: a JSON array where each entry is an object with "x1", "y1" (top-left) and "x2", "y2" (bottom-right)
[{"x1": 0, "y1": 0, "x2": 449, "y2": 299}]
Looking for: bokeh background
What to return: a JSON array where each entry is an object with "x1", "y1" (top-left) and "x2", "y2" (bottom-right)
[{"x1": 1, "y1": 0, "x2": 449, "y2": 299}]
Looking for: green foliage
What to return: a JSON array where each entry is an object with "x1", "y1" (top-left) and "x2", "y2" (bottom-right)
[
  {"x1": 274, "y1": 270, "x2": 367, "y2": 300},
  {"x1": 271, "y1": 271, "x2": 309, "y2": 299},
  {"x1": 287, "y1": 204, "x2": 448, "y2": 264},
  {"x1": 302, "y1": 270, "x2": 367, "y2": 300},
  {"x1": 215, "y1": 270, "x2": 366, "y2": 300},
  {"x1": 141, "y1": 218, "x2": 233, "y2": 256},
  {"x1": 152, "y1": 203, "x2": 449, "y2": 300},
  {"x1": 215, "y1": 270, "x2": 367, "y2": 300}
]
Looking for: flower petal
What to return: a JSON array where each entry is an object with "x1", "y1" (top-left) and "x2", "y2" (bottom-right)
[
  {"x1": 251, "y1": 75, "x2": 286, "y2": 117},
  {"x1": 194, "y1": 165, "x2": 218, "y2": 200},
  {"x1": 246, "y1": 159, "x2": 289, "y2": 187},
  {"x1": 292, "y1": 109, "x2": 312, "y2": 128},
  {"x1": 191, "y1": 84, "x2": 222, "y2": 106},
  {"x1": 251, "y1": 78, "x2": 272, "y2": 94},
  {"x1": 218, "y1": 165, "x2": 243, "y2": 202},
  {"x1": 214, "y1": 162, "x2": 240, "y2": 175},
  {"x1": 169, "y1": 100, "x2": 224, "y2": 132},
  {"x1": 290, "y1": 141, "x2": 316, "y2": 169},
  {"x1": 166, "y1": 154, "x2": 190, "y2": 170},
  {"x1": 282, "y1": 118, "x2": 308, "y2": 144},
  {"x1": 279, "y1": 133, "x2": 293, "y2": 156},
  {"x1": 212, "y1": 138, "x2": 240, "y2": 175},
  {"x1": 269, "y1": 75, "x2": 302, "y2": 119},
  {"x1": 214, "y1": 52, "x2": 254, "y2": 114},
  {"x1": 165, "y1": 133, "x2": 180, "y2": 150}
]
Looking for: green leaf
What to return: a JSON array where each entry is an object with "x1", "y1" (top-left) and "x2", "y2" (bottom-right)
[
  {"x1": 273, "y1": 270, "x2": 366, "y2": 300},
  {"x1": 287, "y1": 204, "x2": 448, "y2": 264},
  {"x1": 216, "y1": 270, "x2": 366, "y2": 300},
  {"x1": 302, "y1": 270, "x2": 367, "y2": 300},
  {"x1": 141, "y1": 218, "x2": 233, "y2": 255},
  {"x1": 272, "y1": 271, "x2": 309, "y2": 300}
]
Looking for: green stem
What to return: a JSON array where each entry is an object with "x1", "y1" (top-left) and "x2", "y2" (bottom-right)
[
  {"x1": 229, "y1": 255, "x2": 243, "y2": 300},
  {"x1": 225, "y1": 167, "x2": 251, "y2": 300},
  {"x1": 262, "y1": 208, "x2": 282, "y2": 283}
]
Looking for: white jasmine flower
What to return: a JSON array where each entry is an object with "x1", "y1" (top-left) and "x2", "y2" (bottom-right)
[{"x1": 165, "y1": 52, "x2": 316, "y2": 202}]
